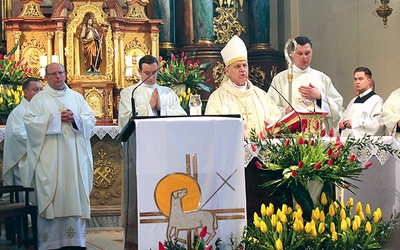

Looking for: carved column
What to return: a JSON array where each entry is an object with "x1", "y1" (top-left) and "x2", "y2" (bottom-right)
[
  {"x1": 11, "y1": 31, "x2": 21, "y2": 60},
  {"x1": 153, "y1": 0, "x2": 175, "y2": 50},
  {"x1": 114, "y1": 31, "x2": 123, "y2": 89},
  {"x1": 248, "y1": 0, "x2": 271, "y2": 50},
  {"x1": 44, "y1": 32, "x2": 54, "y2": 64},
  {"x1": 192, "y1": 0, "x2": 214, "y2": 44},
  {"x1": 55, "y1": 30, "x2": 64, "y2": 65}
]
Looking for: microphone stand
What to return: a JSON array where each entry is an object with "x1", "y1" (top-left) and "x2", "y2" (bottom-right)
[{"x1": 265, "y1": 78, "x2": 302, "y2": 132}]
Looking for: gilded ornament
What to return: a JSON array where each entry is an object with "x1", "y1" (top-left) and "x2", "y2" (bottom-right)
[
  {"x1": 212, "y1": 61, "x2": 225, "y2": 88},
  {"x1": 213, "y1": 7, "x2": 246, "y2": 44},
  {"x1": 249, "y1": 66, "x2": 265, "y2": 89}
]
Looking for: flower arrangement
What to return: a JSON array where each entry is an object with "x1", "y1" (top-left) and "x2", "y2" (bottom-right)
[
  {"x1": 157, "y1": 51, "x2": 212, "y2": 111},
  {"x1": 0, "y1": 44, "x2": 32, "y2": 114},
  {"x1": 159, "y1": 226, "x2": 216, "y2": 250},
  {"x1": 241, "y1": 193, "x2": 394, "y2": 249},
  {"x1": 248, "y1": 125, "x2": 400, "y2": 220}
]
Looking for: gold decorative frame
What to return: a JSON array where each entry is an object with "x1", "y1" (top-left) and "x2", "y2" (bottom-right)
[
  {"x1": 65, "y1": 1, "x2": 114, "y2": 82},
  {"x1": 124, "y1": 37, "x2": 150, "y2": 84},
  {"x1": 213, "y1": 7, "x2": 246, "y2": 44},
  {"x1": 20, "y1": 37, "x2": 47, "y2": 78},
  {"x1": 84, "y1": 87, "x2": 105, "y2": 118}
]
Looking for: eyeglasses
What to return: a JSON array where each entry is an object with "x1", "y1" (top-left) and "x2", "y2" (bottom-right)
[{"x1": 46, "y1": 71, "x2": 65, "y2": 76}]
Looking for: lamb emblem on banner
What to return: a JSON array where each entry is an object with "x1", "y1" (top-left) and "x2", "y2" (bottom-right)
[{"x1": 167, "y1": 188, "x2": 217, "y2": 244}]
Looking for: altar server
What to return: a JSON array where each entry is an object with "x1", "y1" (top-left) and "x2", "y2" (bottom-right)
[
  {"x1": 2, "y1": 78, "x2": 42, "y2": 187},
  {"x1": 382, "y1": 87, "x2": 400, "y2": 140},
  {"x1": 269, "y1": 36, "x2": 343, "y2": 131},
  {"x1": 205, "y1": 35, "x2": 281, "y2": 137},
  {"x1": 339, "y1": 67, "x2": 385, "y2": 137},
  {"x1": 24, "y1": 63, "x2": 96, "y2": 249}
]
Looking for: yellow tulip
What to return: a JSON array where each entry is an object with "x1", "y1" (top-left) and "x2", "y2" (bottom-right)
[
  {"x1": 319, "y1": 211, "x2": 325, "y2": 222},
  {"x1": 313, "y1": 207, "x2": 320, "y2": 221},
  {"x1": 276, "y1": 221, "x2": 283, "y2": 233},
  {"x1": 332, "y1": 231, "x2": 338, "y2": 241},
  {"x1": 365, "y1": 221, "x2": 372, "y2": 234},
  {"x1": 346, "y1": 217, "x2": 351, "y2": 227},
  {"x1": 311, "y1": 228, "x2": 317, "y2": 238},
  {"x1": 354, "y1": 215, "x2": 361, "y2": 228},
  {"x1": 373, "y1": 208, "x2": 382, "y2": 223},
  {"x1": 356, "y1": 202, "x2": 362, "y2": 214},
  {"x1": 260, "y1": 220, "x2": 267, "y2": 233},
  {"x1": 0, "y1": 96, "x2": 3, "y2": 104},
  {"x1": 340, "y1": 201, "x2": 345, "y2": 208},
  {"x1": 330, "y1": 222, "x2": 336, "y2": 234},
  {"x1": 179, "y1": 96, "x2": 182, "y2": 103},
  {"x1": 187, "y1": 87, "x2": 191, "y2": 95},
  {"x1": 287, "y1": 207, "x2": 293, "y2": 213},
  {"x1": 15, "y1": 96, "x2": 20, "y2": 104},
  {"x1": 366, "y1": 204, "x2": 371, "y2": 216},
  {"x1": 346, "y1": 198, "x2": 354, "y2": 208},
  {"x1": 352, "y1": 220, "x2": 359, "y2": 231},
  {"x1": 305, "y1": 222, "x2": 312, "y2": 233},
  {"x1": 282, "y1": 204, "x2": 288, "y2": 214},
  {"x1": 320, "y1": 192, "x2": 327, "y2": 205},
  {"x1": 341, "y1": 219, "x2": 347, "y2": 231},
  {"x1": 296, "y1": 208, "x2": 303, "y2": 220},
  {"x1": 253, "y1": 212, "x2": 261, "y2": 228},
  {"x1": 6, "y1": 89, "x2": 11, "y2": 97},
  {"x1": 269, "y1": 203, "x2": 275, "y2": 215},
  {"x1": 275, "y1": 239, "x2": 283, "y2": 250},
  {"x1": 359, "y1": 211, "x2": 365, "y2": 221},
  {"x1": 318, "y1": 222, "x2": 325, "y2": 234},
  {"x1": 248, "y1": 237, "x2": 259, "y2": 243},
  {"x1": 261, "y1": 203, "x2": 267, "y2": 216},
  {"x1": 279, "y1": 212, "x2": 287, "y2": 223},
  {"x1": 271, "y1": 214, "x2": 278, "y2": 227},
  {"x1": 329, "y1": 204, "x2": 336, "y2": 217},
  {"x1": 17, "y1": 85, "x2": 22, "y2": 91},
  {"x1": 340, "y1": 209, "x2": 346, "y2": 220}
]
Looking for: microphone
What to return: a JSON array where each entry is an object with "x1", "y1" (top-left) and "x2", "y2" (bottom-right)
[{"x1": 264, "y1": 78, "x2": 302, "y2": 132}]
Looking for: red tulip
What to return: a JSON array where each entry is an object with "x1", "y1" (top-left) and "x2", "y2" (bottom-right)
[
  {"x1": 205, "y1": 246, "x2": 213, "y2": 250},
  {"x1": 251, "y1": 143, "x2": 257, "y2": 152},
  {"x1": 310, "y1": 139, "x2": 315, "y2": 146},
  {"x1": 298, "y1": 136, "x2": 304, "y2": 145},
  {"x1": 315, "y1": 122, "x2": 320, "y2": 130},
  {"x1": 284, "y1": 139, "x2": 290, "y2": 147},
  {"x1": 199, "y1": 226, "x2": 207, "y2": 238},
  {"x1": 298, "y1": 161, "x2": 304, "y2": 168},
  {"x1": 314, "y1": 162, "x2": 322, "y2": 169},
  {"x1": 256, "y1": 161, "x2": 263, "y2": 169},
  {"x1": 329, "y1": 128, "x2": 335, "y2": 137},
  {"x1": 327, "y1": 147, "x2": 333, "y2": 156},
  {"x1": 171, "y1": 53, "x2": 176, "y2": 61},
  {"x1": 0, "y1": 54, "x2": 3, "y2": 60},
  {"x1": 364, "y1": 162, "x2": 373, "y2": 168},
  {"x1": 328, "y1": 158, "x2": 334, "y2": 166},
  {"x1": 292, "y1": 170, "x2": 297, "y2": 177},
  {"x1": 159, "y1": 241, "x2": 165, "y2": 250},
  {"x1": 304, "y1": 139, "x2": 308, "y2": 145},
  {"x1": 320, "y1": 128, "x2": 326, "y2": 137},
  {"x1": 349, "y1": 154, "x2": 356, "y2": 162},
  {"x1": 336, "y1": 144, "x2": 343, "y2": 151},
  {"x1": 259, "y1": 131, "x2": 266, "y2": 140},
  {"x1": 333, "y1": 151, "x2": 340, "y2": 158},
  {"x1": 302, "y1": 123, "x2": 307, "y2": 132}
]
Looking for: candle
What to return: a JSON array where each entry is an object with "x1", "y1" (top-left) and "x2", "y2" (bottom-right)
[
  {"x1": 125, "y1": 67, "x2": 133, "y2": 77},
  {"x1": 52, "y1": 55, "x2": 59, "y2": 63},
  {"x1": 40, "y1": 56, "x2": 47, "y2": 67},
  {"x1": 125, "y1": 55, "x2": 133, "y2": 67}
]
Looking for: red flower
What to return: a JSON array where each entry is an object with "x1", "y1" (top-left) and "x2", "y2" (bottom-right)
[
  {"x1": 349, "y1": 154, "x2": 356, "y2": 162},
  {"x1": 336, "y1": 144, "x2": 343, "y2": 151},
  {"x1": 259, "y1": 131, "x2": 266, "y2": 140},
  {"x1": 251, "y1": 143, "x2": 257, "y2": 152},
  {"x1": 284, "y1": 139, "x2": 290, "y2": 147},
  {"x1": 204, "y1": 246, "x2": 213, "y2": 250},
  {"x1": 315, "y1": 122, "x2": 320, "y2": 130},
  {"x1": 333, "y1": 151, "x2": 340, "y2": 158},
  {"x1": 171, "y1": 53, "x2": 176, "y2": 61},
  {"x1": 364, "y1": 162, "x2": 373, "y2": 168},
  {"x1": 199, "y1": 226, "x2": 207, "y2": 238},
  {"x1": 328, "y1": 158, "x2": 334, "y2": 166},
  {"x1": 298, "y1": 136, "x2": 304, "y2": 145},
  {"x1": 314, "y1": 162, "x2": 322, "y2": 169},
  {"x1": 327, "y1": 147, "x2": 333, "y2": 156},
  {"x1": 159, "y1": 241, "x2": 165, "y2": 250},
  {"x1": 302, "y1": 123, "x2": 307, "y2": 132},
  {"x1": 292, "y1": 170, "x2": 297, "y2": 177},
  {"x1": 310, "y1": 139, "x2": 315, "y2": 146},
  {"x1": 320, "y1": 128, "x2": 326, "y2": 137},
  {"x1": 298, "y1": 161, "x2": 304, "y2": 168},
  {"x1": 255, "y1": 161, "x2": 263, "y2": 169},
  {"x1": 329, "y1": 128, "x2": 335, "y2": 137}
]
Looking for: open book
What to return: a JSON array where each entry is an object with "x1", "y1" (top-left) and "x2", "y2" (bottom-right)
[{"x1": 266, "y1": 110, "x2": 328, "y2": 134}]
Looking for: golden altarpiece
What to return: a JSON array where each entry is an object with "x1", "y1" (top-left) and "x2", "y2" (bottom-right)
[{"x1": 2, "y1": 0, "x2": 162, "y2": 225}]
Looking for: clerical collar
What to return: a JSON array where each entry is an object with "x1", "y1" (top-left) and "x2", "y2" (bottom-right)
[
  {"x1": 143, "y1": 82, "x2": 156, "y2": 88},
  {"x1": 293, "y1": 65, "x2": 311, "y2": 73},
  {"x1": 233, "y1": 83, "x2": 247, "y2": 91},
  {"x1": 354, "y1": 88, "x2": 375, "y2": 103}
]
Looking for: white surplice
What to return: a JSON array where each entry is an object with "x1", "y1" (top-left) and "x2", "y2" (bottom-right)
[
  {"x1": 269, "y1": 66, "x2": 343, "y2": 130},
  {"x1": 24, "y1": 83, "x2": 96, "y2": 249},
  {"x1": 382, "y1": 88, "x2": 400, "y2": 140}
]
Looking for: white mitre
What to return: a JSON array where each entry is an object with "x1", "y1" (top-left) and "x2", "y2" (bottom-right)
[{"x1": 220, "y1": 35, "x2": 247, "y2": 67}]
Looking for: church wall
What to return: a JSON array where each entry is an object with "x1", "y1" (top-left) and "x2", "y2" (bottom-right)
[{"x1": 271, "y1": 0, "x2": 400, "y2": 106}]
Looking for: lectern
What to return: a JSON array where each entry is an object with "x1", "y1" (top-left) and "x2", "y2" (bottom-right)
[{"x1": 121, "y1": 116, "x2": 247, "y2": 249}]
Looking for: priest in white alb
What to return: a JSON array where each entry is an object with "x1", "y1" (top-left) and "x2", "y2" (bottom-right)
[
  {"x1": 24, "y1": 63, "x2": 96, "y2": 250},
  {"x1": 382, "y1": 87, "x2": 400, "y2": 141},
  {"x1": 205, "y1": 35, "x2": 281, "y2": 138},
  {"x1": 339, "y1": 67, "x2": 384, "y2": 137},
  {"x1": 269, "y1": 36, "x2": 343, "y2": 131}
]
